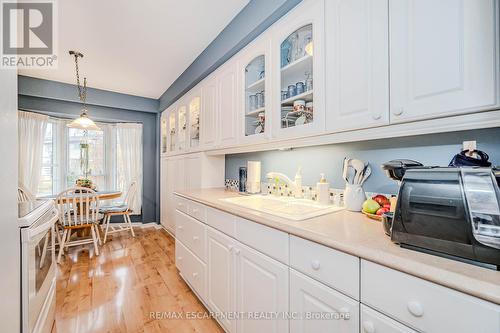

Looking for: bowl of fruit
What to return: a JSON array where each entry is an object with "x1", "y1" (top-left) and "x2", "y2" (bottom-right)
[{"x1": 362, "y1": 194, "x2": 391, "y2": 221}]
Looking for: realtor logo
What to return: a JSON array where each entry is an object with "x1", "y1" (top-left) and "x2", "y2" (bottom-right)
[{"x1": 1, "y1": 0, "x2": 57, "y2": 68}]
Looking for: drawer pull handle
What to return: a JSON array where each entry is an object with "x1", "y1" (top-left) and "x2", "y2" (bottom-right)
[
  {"x1": 192, "y1": 272, "x2": 199, "y2": 278},
  {"x1": 311, "y1": 260, "x2": 321, "y2": 270},
  {"x1": 393, "y1": 107, "x2": 404, "y2": 116},
  {"x1": 193, "y1": 236, "x2": 199, "y2": 241},
  {"x1": 362, "y1": 321, "x2": 375, "y2": 333},
  {"x1": 407, "y1": 301, "x2": 424, "y2": 317}
]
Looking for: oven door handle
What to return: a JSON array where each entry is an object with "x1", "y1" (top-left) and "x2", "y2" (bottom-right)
[{"x1": 23, "y1": 210, "x2": 58, "y2": 242}]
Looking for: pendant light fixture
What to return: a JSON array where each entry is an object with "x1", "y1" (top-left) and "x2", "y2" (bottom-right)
[{"x1": 67, "y1": 50, "x2": 100, "y2": 131}]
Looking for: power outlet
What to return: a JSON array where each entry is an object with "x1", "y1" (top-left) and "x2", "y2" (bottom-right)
[{"x1": 463, "y1": 140, "x2": 477, "y2": 152}]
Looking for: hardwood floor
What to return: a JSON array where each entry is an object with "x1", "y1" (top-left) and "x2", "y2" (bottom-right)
[{"x1": 52, "y1": 226, "x2": 224, "y2": 333}]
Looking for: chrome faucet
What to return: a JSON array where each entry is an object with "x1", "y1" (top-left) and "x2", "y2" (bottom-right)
[{"x1": 266, "y1": 167, "x2": 302, "y2": 198}]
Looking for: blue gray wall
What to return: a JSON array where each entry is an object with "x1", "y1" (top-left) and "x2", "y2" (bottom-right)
[
  {"x1": 158, "y1": 0, "x2": 302, "y2": 110},
  {"x1": 225, "y1": 128, "x2": 500, "y2": 195},
  {"x1": 18, "y1": 76, "x2": 159, "y2": 223}
]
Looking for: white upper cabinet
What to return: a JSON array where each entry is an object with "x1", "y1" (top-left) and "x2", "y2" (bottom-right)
[
  {"x1": 326, "y1": 0, "x2": 390, "y2": 132},
  {"x1": 272, "y1": 0, "x2": 325, "y2": 139},
  {"x1": 390, "y1": 0, "x2": 499, "y2": 123},
  {"x1": 201, "y1": 74, "x2": 218, "y2": 149},
  {"x1": 187, "y1": 88, "x2": 201, "y2": 151},
  {"x1": 217, "y1": 59, "x2": 239, "y2": 147},
  {"x1": 166, "y1": 103, "x2": 177, "y2": 154},
  {"x1": 160, "y1": 111, "x2": 168, "y2": 154},
  {"x1": 177, "y1": 100, "x2": 188, "y2": 152},
  {"x1": 238, "y1": 35, "x2": 272, "y2": 143}
]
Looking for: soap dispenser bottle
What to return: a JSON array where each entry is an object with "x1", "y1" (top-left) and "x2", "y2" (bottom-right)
[
  {"x1": 294, "y1": 167, "x2": 303, "y2": 198},
  {"x1": 317, "y1": 173, "x2": 330, "y2": 205}
]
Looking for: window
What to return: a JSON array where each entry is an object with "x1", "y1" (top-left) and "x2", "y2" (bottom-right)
[
  {"x1": 37, "y1": 122, "x2": 55, "y2": 196},
  {"x1": 67, "y1": 128, "x2": 106, "y2": 189}
]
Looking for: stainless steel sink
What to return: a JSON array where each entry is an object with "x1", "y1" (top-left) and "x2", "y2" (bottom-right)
[{"x1": 221, "y1": 194, "x2": 344, "y2": 221}]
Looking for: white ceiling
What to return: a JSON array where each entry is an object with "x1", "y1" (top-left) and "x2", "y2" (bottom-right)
[{"x1": 19, "y1": 0, "x2": 249, "y2": 99}]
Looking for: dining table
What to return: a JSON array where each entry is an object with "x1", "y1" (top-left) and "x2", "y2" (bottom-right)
[{"x1": 39, "y1": 189, "x2": 123, "y2": 203}]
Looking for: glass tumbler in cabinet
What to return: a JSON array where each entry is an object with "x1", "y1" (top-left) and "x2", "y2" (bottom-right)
[
  {"x1": 177, "y1": 105, "x2": 187, "y2": 151},
  {"x1": 189, "y1": 96, "x2": 200, "y2": 149},
  {"x1": 244, "y1": 55, "x2": 266, "y2": 137},
  {"x1": 280, "y1": 24, "x2": 314, "y2": 129}
]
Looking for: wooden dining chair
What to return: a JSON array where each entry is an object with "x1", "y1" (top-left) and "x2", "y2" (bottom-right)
[
  {"x1": 18, "y1": 183, "x2": 35, "y2": 203},
  {"x1": 55, "y1": 187, "x2": 103, "y2": 263},
  {"x1": 100, "y1": 181, "x2": 138, "y2": 243}
]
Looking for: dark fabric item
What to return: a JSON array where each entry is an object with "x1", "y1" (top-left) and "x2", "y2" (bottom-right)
[{"x1": 449, "y1": 150, "x2": 492, "y2": 167}]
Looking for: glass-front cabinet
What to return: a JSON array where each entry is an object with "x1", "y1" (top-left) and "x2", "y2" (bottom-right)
[
  {"x1": 239, "y1": 36, "x2": 270, "y2": 142},
  {"x1": 189, "y1": 94, "x2": 201, "y2": 149},
  {"x1": 168, "y1": 108, "x2": 176, "y2": 153},
  {"x1": 161, "y1": 112, "x2": 168, "y2": 154},
  {"x1": 274, "y1": 0, "x2": 324, "y2": 138},
  {"x1": 177, "y1": 104, "x2": 187, "y2": 151}
]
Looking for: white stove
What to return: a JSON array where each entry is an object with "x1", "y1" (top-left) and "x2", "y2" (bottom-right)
[{"x1": 18, "y1": 200, "x2": 58, "y2": 333}]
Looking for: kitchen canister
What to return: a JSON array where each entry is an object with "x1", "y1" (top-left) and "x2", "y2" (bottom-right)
[
  {"x1": 288, "y1": 84, "x2": 297, "y2": 98},
  {"x1": 281, "y1": 90, "x2": 288, "y2": 101},
  {"x1": 296, "y1": 81, "x2": 305, "y2": 95},
  {"x1": 247, "y1": 161, "x2": 261, "y2": 194},
  {"x1": 344, "y1": 184, "x2": 366, "y2": 211},
  {"x1": 256, "y1": 92, "x2": 264, "y2": 108}
]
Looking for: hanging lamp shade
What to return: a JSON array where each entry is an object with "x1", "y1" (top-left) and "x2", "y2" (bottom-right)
[{"x1": 67, "y1": 110, "x2": 100, "y2": 131}]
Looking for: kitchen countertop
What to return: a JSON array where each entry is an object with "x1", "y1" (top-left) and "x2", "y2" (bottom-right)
[{"x1": 175, "y1": 188, "x2": 500, "y2": 305}]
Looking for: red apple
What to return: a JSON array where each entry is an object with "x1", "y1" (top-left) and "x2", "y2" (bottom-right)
[
  {"x1": 383, "y1": 204, "x2": 391, "y2": 209},
  {"x1": 376, "y1": 207, "x2": 389, "y2": 216},
  {"x1": 372, "y1": 194, "x2": 390, "y2": 206}
]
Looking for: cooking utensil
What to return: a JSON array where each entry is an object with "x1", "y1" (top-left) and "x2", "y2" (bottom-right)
[
  {"x1": 343, "y1": 158, "x2": 351, "y2": 184},
  {"x1": 350, "y1": 159, "x2": 365, "y2": 184},
  {"x1": 359, "y1": 165, "x2": 372, "y2": 185}
]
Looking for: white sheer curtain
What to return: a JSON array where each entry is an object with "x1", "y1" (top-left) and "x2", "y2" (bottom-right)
[
  {"x1": 116, "y1": 123, "x2": 143, "y2": 214},
  {"x1": 18, "y1": 111, "x2": 48, "y2": 194}
]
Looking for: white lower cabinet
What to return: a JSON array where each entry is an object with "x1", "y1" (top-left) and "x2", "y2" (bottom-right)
[
  {"x1": 176, "y1": 198, "x2": 500, "y2": 333},
  {"x1": 361, "y1": 305, "x2": 417, "y2": 333},
  {"x1": 289, "y1": 269, "x2": 359, "y2": 333},
  {"x1": 207, "y1": 227, "x2": 236, "y2": 332},
  {"x1": 235, "y1": 242, "x2": 289, "y2": 333}
]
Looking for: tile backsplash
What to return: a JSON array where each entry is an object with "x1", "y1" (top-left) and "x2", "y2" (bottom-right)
[{"x1": 225, "y1": 128, "x2": 500, "y2": 195}]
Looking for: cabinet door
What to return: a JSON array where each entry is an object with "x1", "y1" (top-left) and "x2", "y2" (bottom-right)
[
  {"x1": 217, "y1": 60, "x2": 238, "y2": 147},
  {"x1": 326, "y1": 0, "x2": 389, "y2": 132},
  {"x1": 201, "y1": 75, "x2": 217, "y2": 148},
  {"x1": 164, "y1": 158, "x2": 177, "y2": 234},
  {"x1": 185, "y1": 154, "x2": 201, "y2": 190},
  {"x1": 206, "y1": 227, "x2": 236, "y2": 332},
  {"x1": 272, "y1": 0, "x2": 325, "y2": 139},
  {"x1": 289, "y1": 269, "x2": 359, "y2": 333},
  {"x1": 235, "y1": 242, "x2": 289, "y2": 333},
  {"x1": 390, "y1": 0, "x2": 498, "y2": 123},
  {"x1": 361, "y1": 305, "x2": 417, "y2": 333},
  {"x1": 188, "y1": 89, "x2": 201, "y2": 150},
  {"x1": 160, "y1": 157, "x2": 168, "y2": 230},
  {"x1": 238, "y1": 35, "x2": 271, "y2": 144},
  {"x1": 160, "y1": 112, "x2": 168, "y2": 154},
  {"x1": 177, "y1": 102, "x2": 188, "y2": 152}
]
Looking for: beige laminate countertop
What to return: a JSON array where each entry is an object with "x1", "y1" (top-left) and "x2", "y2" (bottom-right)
[{"x1": 175, "y1": 188, "x2": 500, "y2": 305}]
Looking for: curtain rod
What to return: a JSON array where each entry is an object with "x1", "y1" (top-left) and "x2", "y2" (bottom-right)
[{"x1": 18, "y1": 107, "x2": 143, "y2": 125}]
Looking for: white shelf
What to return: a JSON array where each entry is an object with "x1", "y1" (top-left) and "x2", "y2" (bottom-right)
[
  {"x1": 246, "y1": 78, "x2": 265, "y2": 92},
  {"x1": 281, "y1": 90, "x2": 313, "y2": 106},
  {"x1": 281, "y1": 54, "x2": 312, "y2": 76},
  {"x1": 246, "y1": 107, "x2": 265, "y2": 117}
]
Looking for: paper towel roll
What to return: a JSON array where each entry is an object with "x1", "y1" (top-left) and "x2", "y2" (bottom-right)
[{"x1": 247, "y1": 161, "x2": 261, "y2": 193}]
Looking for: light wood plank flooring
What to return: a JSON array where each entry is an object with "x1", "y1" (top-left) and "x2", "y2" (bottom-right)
[{"x1": 52, "y1": 226, "x2": 224, "y2": 333}]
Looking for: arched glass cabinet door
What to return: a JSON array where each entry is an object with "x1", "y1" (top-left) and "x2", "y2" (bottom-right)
[
  {"x1": 168, "y1": 111, "x2": 176, "y2": 152},
  {"x1": 189, "y1": 96, "x2": 200, "y2": 148},
  {"x1": 279, "y1": 24, "x2": 313, "y2": 129},
  {"x1": 161, "y1": 114, "x2": 167, "y2": 154},
  {"x1": 244, "y1": 55, "x2": 266, "y2": 137},
  {"x1": 177, "y1": 105, "x2": 187, "y2": 151}
]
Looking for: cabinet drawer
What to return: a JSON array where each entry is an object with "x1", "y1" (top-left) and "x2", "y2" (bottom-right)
[
  {"x1": 175, "y1": 196, "x2": 188, "y2": 214},
  {"x1": 235, "y1": 217, "x2": 289, "y2": 264},
  {"x1": 290, "y1": 269, "x2": 359, "y2": 333},
  {"x1": 175, "y1": 210, "x2": 207, "y2": 262},
  {"x1": 175, "y1": 240, "x2": 207, "y2": 301},
  {"x1": 206, "y1": 207, "x2": 235, "y2": 237},
  {"x1": 290, "y1": 236, "x2": 359, "y2": 300},
  {"x1": 187, "y1": 200, "x2": 206, "y2": 222},
  {"x1": 361, "y1": 260, "x2": 500, "y2": 333},
  {"x1": 361, "y1": 305, "x2": 417, "y2": 333}
]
